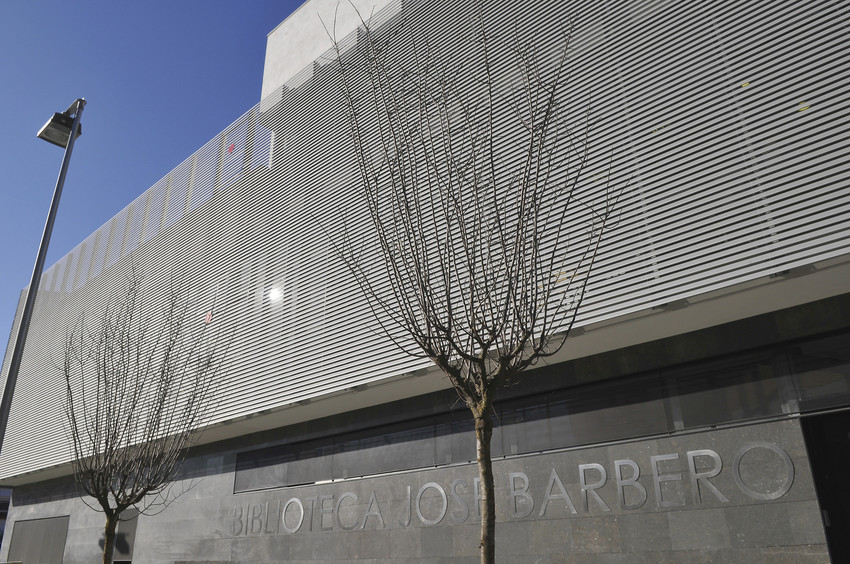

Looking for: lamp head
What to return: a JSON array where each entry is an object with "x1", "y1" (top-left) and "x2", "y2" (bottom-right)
[{"x1": 37, "y1": 112, "x2": 82, "y2": 148}]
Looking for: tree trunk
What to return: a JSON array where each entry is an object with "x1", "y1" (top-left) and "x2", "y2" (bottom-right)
[
  {"x1": 103, "y1": 513, "x2": 118, "y2": 564},
  {"x1": 475, "y1": 408, "x2": 495, "y2": 564}
]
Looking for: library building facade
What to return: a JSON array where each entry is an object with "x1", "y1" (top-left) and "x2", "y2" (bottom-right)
[{"x1": 1, "y1": 0, "x2": 848, "y2": 562}]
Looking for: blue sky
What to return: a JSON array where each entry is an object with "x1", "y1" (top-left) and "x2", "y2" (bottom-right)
[{"x1": 0, "y1": 1, "x2": 304, "y2": 348}]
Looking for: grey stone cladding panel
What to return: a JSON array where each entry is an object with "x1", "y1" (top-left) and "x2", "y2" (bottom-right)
[
  {"x1": 102, "y1": 419, "x2": 827, "y2": 562},
  {"x1": 2, "y1": 420, "x2": 827, "y2": 563}
]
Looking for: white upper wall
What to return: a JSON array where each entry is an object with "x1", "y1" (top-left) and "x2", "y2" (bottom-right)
[{"x1": 261, "y1": 0, "x2": 397, "y2": 100}]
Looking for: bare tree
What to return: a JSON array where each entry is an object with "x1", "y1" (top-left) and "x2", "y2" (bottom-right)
[
  {"x1": 63, "y1": 272, "x2": 224, "y2": 564},
  {"x1": 329, "y1": 7, "x2": 621, "y2": 563}
]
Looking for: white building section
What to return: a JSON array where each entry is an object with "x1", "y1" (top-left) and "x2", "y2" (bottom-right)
[{"x1": 261, "y1": 0, "x2": 398, "y2": 97}]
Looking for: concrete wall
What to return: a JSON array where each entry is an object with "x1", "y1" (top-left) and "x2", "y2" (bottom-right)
[
  {"x1": 260, "y1": 0, "x2": 398, "y2": 98},
  {"x1": 1, "y1": 419, "x2": 827, "y2": 563}
]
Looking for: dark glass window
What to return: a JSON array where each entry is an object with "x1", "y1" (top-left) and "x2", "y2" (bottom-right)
[
  {"x1": 235, "y1": 438, "x2": 334, "y2": 492},
  {"x1": 333, "y1": 420, "x2": 435, "y2": 479},
  {"x1": 791, "y1": 333, "x2": 850, "y2": 410},
  {"x1": 671, "y1": 352, "x2": 782, "y2": 428}
]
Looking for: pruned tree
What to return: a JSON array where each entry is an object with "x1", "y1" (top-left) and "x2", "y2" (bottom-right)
[
  {"x1": 329, "y1": 6, "x2": 622, "y2": 563},
  {"x1": 63, "y1": 272, "x2": 225, "y2": 564}
]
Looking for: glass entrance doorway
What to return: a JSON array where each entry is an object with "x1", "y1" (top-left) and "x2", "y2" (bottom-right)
[{"x1": 802, "y1": 411, "x2": 850, "y2": 563}]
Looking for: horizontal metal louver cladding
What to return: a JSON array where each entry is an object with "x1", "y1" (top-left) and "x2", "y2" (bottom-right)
[{"x1": 1, "y1": 0, "x2": 848, "y2": 480}]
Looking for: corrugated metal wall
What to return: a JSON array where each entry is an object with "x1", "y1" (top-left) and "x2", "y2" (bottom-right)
[{"x1": 0, "y1": 0, "x2": 848, "y2": 480}]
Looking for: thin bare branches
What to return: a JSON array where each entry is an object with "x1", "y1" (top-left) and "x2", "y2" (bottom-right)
[
  {"x1": 333, "y1": 12, "x2": 619, "y2": 398},
  {"x1": 63, "y1": 271, "x2": 225, "y2": 564}
]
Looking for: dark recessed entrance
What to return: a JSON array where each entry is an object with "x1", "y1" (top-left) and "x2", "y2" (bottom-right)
[{"x1": 802, "y1": 410, "x2": 850, "y2": 563}]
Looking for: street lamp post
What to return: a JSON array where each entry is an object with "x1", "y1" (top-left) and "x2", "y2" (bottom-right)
[{"x1": 0, "y1": 98, "x2": 86, "y2": 455}]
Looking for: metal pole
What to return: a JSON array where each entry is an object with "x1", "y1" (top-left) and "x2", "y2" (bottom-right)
[{"x1": 0, "y1": 98, "x2": 86, "y2": 455}]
